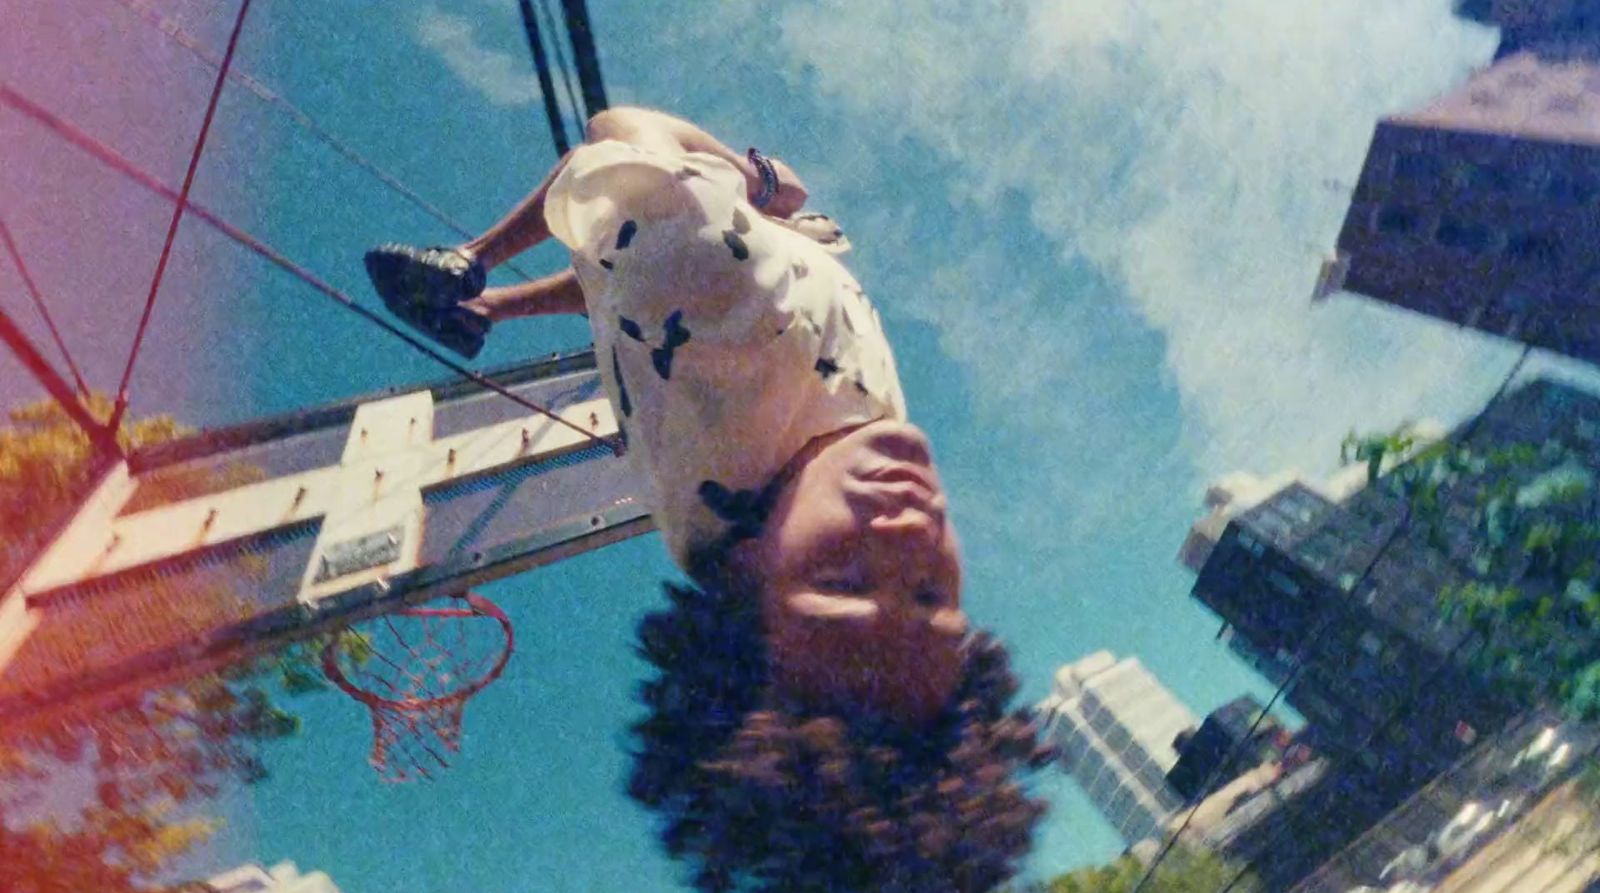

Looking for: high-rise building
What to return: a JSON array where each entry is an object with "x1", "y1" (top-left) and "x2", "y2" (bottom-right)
[
  {"x1": 1036, "y1": 651, "x2": 1197, "y2": 847},
  {"x1": 200, "y1": 861, "x2": 341, "y2": 893},
  {"x1": 1177, "y1": 379, "x2": 1600, "y2": 888},
  {"x1": 1313, "y1": 14, "x2": 1600, "y2": 366},
  {"x1": 1456, "y1": 0, "x2": 1600, "y2": 61},
  {"x1": 1165, "y1": 694, "x2": 1288, "y2": 802},
  {"x1": 1290, "y1": 711, "x2": 1600, "y2": 893}
]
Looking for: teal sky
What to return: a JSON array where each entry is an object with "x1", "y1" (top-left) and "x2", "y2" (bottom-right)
[{"x1": 8, "y1": 2, "x2": 1600, "y2": 891}]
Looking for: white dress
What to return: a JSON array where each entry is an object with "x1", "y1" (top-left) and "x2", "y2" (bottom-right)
[{"x1": 542, "y1": 139, "x2": 908, "y2": 566}]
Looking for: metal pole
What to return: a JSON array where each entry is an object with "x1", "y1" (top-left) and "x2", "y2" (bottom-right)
[
  {"x1": 0, "y1": 302, "x2": 121, "y2": 457},
  {"x1": 559, "y1": 0, "x2": 609, "y2": 118},
  {"x1": 517, "y1": 0, "x2": 570, "y2": 155}
]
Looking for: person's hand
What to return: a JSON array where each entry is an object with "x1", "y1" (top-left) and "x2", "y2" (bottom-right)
[{"x1": 762, "y1": 156, "x2": 809, "y2": 218}]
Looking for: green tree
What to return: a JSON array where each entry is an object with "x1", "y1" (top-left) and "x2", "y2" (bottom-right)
[
  {"x1": 0, "y1": 395, "x2": 326, "y2": 893},
  {"x1": 1011, "y1": 846, "x2": 1256, "y2": 893},
  {"x1": 1343, "y1": 423, "x2": 1600, "y2": 718}
]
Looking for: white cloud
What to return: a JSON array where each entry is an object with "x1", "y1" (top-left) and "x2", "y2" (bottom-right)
[
  {"x1": 414, "y1": 8, "x2": 541, "y2": 106},
  {"x1": 766, "y1": 1, "x2": 1522, "y2": 479},
  {"x1": 669, "y1": 1, "x2": 1600, "y2": 542}
]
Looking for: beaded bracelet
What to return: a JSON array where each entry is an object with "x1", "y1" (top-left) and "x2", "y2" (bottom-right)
[{"x1": 747, "y1": 147, "x2": 779, "y2": 209}]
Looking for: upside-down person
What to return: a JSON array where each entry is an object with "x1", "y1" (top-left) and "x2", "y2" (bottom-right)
[{"x1": 364, "y1": 107, "x2": 1052, "y2": 893}]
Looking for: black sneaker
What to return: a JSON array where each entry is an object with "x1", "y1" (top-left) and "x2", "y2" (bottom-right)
[
  {"x1": 428, "y1": 306, "x2": 492, "y2": 360},
  {"x1": 364, "y1": 244, "x2": 487, "y2": 314},
  {"x1": 388, "y1": 302, "x2": 492, "y2": 360}
]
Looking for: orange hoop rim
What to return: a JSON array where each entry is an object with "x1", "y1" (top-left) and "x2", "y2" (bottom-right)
[{"x1": 320, "y1": 591, "x2": 514, "y2": 710}]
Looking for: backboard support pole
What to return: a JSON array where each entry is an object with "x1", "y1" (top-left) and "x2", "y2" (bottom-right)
[{"x1": 0, "y1": 301, "x2": 121, "y2": 459}]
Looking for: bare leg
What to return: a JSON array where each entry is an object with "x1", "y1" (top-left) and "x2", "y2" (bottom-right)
[
  {"x1": 461, "y1": 267, "x2": 586, "y2": 321},
  {"x1": 460, "y1": 151, "x2": 574, "y2": 270},
  {"x1": 456, "y1": 112, "x2": 659, "y2": 269}
]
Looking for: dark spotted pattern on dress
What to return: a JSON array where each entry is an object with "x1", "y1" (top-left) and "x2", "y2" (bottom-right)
[
  {"x1": 853, "y1": 372, "x2": 869, "y2": 395},
  {"x1": 698, "y1": 479, "x2": 781, "y2": 540},
  {"x1": 792, "y1": 260, "x2": 808, "y2": 279},
  {"x1": 616, "y1": 220, "x2": 638, "y2": 249},
  {"x1": 619, "y1": 313, "x2": 693, "y2": 380},
  {"x1": 723, "y1": 230, "x2": 750, "y2": 261},
  {"x1": 652, "y1": 310, "x2": 691, "y2": 380},
  {"x1": 611, "y1": 346, "x2": 632, "y2": 417},
  {"x1": 815, "y1": 357, "x2": 841, "y2": 379},
  {"x1": 599, "y1": 258, "x2": 614, "y2": 270}
]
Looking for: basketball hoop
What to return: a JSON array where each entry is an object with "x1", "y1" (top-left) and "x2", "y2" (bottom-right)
[{"x1": 322, "y1": 592, "x2": 514, "y2": 782}]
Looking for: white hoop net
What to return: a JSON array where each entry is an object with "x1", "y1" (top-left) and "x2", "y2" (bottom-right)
[
  {"x1": 363, "y1": 698, "x2": 469, "y2": 783},
  {"x1": 322, "y1": 592, "x2": 514, "y2": 782}
]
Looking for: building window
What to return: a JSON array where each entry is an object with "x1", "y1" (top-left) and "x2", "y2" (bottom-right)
[
  {"x1": 1136, "y1": 760, "x2": 1169, "y2": 797},
  {"x1": 1435, "y1": 218, "x2": 1496, "y2": 253},
  {"x1": 1268, "y1": 570, "x2": 1302, "y2": 597},
  {"x1": 1295, "y1": 689, "x2": 1344, "y2": 726},
  {"x1": 1108, "y1": 786, "x2": 1136, "y2": 817},
  {"x1": 1358, "y1": 631, "x2": 1383, "y2": 656},
  {"x1": 1275, "y1": 486, "x2": 1327, "y2": 523},
  {"x1": 1296, "y1": 543, "x2": 1330, "y2": 572},
  {"x1": 1503, "y1": 231, "x2": 1560, "y2": 265},
  {"x1": 1466, "y1": 161, "x2": 1513, "y2": 193},
  {"x1": 1373, "y1": 204, "x2": 1420, "y2": 235},
  {"x1": 1250, "y1": 511, "x2": 1294, "y2": 541},
  {"x1": 1392, "y1": 151, "x2": 1441, "y2": 184},
  {"x1": 1546, "y1": 170, "x2": 1597, "y2": 205}
]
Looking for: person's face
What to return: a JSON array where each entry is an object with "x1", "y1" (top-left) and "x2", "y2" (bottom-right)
[{"x1": 738, "y1": 420, "x2": 966, "y2": 726}]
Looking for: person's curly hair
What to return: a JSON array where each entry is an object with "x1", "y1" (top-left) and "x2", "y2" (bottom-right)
[{"x1": 627, "y1": 551, "x2": 1054, "y2": 893}]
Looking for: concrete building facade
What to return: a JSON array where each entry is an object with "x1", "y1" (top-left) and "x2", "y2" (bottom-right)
[
  {"x1": 1177, "y1": 379, "x2": 1600, "y2": 888},
  {"x1": 1037, "y1": 651, "x2": 1197, "y2": 847},
  {"x1": 1316, "y1": 16, "x2": 1600, "y2": 366}
]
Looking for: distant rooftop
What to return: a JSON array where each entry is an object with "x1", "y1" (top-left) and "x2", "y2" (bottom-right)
[
  {"x1": 1455, "y1": 0, "x2": 1600, "y2": 60},
  {"x1": 1396, "y1": 50, "x2": 1600, "y2": 145},
  {"x1": 205, "y1": 862, "x2": 339, "y2": 893},
  {"x1": 1456, "y1": 0, "x2": 1600, "y2": 29}
]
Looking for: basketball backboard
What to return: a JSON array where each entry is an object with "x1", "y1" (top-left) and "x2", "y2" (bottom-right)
[{"x1": 0, "y1": 348, "x2": 650, "y2": 727}]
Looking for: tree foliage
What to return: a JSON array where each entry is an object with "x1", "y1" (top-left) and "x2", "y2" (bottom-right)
[
  {"x1": 1012, "y1": 846, "x2": 1256, "y2": 893},
  {"x1": 1344, "y1": 422, "x2": 1600, "y2": 719},
  {"x1": 0, "y1": 394, "x2": 182, "y2": 584},
  {"x1": 0, "y1": 395, "x2": 324, "y2": 892}
]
